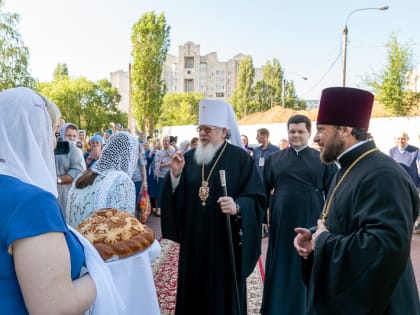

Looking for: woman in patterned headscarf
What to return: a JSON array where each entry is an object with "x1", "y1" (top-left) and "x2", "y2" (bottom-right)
[{"x1": 66, "y1": 132, "x2": 139, "y2": 227}]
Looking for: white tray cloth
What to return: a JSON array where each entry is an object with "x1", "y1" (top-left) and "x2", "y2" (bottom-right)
[{"x1": 106, "y1": 240, "x2": 161, "y2": 315}]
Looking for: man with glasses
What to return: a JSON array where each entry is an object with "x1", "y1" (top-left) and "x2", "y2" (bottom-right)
[{"x1": 161, "y1": 100, "x2": 266, "y2": 315}]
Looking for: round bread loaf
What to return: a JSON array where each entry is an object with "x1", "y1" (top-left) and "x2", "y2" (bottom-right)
[{"x1": 76, "y1": 208, "x2": 155, "y2": 261}]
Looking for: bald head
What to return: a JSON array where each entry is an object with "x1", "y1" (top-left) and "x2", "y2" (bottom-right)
[{"x1": 395, "y1": 131, "x2": 409, "y2": 149}]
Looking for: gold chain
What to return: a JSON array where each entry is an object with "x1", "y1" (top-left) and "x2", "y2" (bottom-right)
[
  {"x1": 198, "y1": 141, "x2": 228, "y2": 206},
  {"x1": 321, "y1": 147, "x2": 379, "y2": 222}
]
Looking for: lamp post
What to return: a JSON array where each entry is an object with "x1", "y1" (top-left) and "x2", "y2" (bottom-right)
[
  {"x1": 342, "y1": 5, "x2": 389, "y2": 87},
  {"x1": 281, "y1": 72, "x2": 308, "y2": 108}
]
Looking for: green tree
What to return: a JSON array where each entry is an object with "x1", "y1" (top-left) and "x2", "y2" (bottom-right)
[
  {"x1": 53, "y1": 63, "x2": 69, "y2": 80},
  {"x1": 368, "y1": 32, "x2": 420, "y2": 116},
  {"x1": 131, "y1": 12, "x2": 170, "y2": 135},
  {"x1": 0, "y1": 0, "x2": 34, "y2": 90},
  {"x1": 37, "y1": 74, "x2": 126, "y2": 134},
  {"x1": 284, "y1": 80, "x2": 306, "y2": 110},
  {"x1": 250, "y1": 80, "x2": 270, "y2": 112},
  {"x1": 230, "y1": 55, "x2": 255, "y2": 118},
  {"x1": 159, "y1": 92, "x2": 204, "y2": 126},
  {"x1": 263, "y1": 58, "x2": 283, "y2": 108}
]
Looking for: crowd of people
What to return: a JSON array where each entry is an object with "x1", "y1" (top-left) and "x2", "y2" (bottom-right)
[
  {"x1": 53, "y1": 114, "x2": 203, "y2": 224},
  {"x1": 1, "y1": 85, "x2": 419, "y2": 314}
]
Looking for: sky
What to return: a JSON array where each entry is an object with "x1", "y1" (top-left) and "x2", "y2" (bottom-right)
[{"x1": 3, "y1": 0, "x2": 420, "y2": 100}]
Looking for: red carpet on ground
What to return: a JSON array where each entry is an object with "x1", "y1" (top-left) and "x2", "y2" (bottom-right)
[{"x1": 152, "y1": 239, "x2": 264, "y2": 315}]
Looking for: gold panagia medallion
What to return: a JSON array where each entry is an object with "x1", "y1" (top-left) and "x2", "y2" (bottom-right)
[
  {"x1": 199, "y1": 180, "x2": 210, "y2": 206},
  {"x1": 198, "y1": 142, "x2": 228, "y2": 207}
]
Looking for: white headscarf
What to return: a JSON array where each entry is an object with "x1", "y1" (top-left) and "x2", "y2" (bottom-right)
[{"x1": 0, "y1": 87, "x2": 58, "y2": 196}]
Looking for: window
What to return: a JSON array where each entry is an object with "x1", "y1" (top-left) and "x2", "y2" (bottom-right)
[
  {"x1": 184, "y1": 79, "x2": 194, "y2": 92},
  {"x1": 184, "y1": 57, "x2": 194, "y2": 69}
]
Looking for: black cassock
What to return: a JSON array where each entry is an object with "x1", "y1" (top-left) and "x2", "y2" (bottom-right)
[
  {"x1": 261, "y1": 146, "x2": 337, "y2": 315},
  {"x1": 161, "y1": 142, "x2": 266, "y2": 315},
  {"x1": 306, "y1": 141, "x2": 420, "y2": 315}
]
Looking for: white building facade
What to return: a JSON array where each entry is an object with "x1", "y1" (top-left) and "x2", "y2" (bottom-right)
[
  {"x1": 163, "y1": 41, "x2": 263, "y2": 100},
  {"x1": 110, "y1": 69, "x2": 130, "y2": 113},
  {"x1": 110, "y1": 41, "x2": 263, "y2": 115},
  {"x1": 408, "y1": 68, "x2": 420, "y2": 92}
]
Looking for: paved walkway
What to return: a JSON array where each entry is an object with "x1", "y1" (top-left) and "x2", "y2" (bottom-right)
[{"x1": 147, "y1": 215, "x2": 420, "y2": 293}]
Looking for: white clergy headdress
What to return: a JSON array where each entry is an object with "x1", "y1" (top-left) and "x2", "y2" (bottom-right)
[{"x1": 198, "y1": 100, "x2": 243, "y2": 148}]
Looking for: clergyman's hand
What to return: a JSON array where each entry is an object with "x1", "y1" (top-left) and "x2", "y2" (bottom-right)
[
  {"x1": 311, "y1": 219, "x2": 328, "y2": 251},
  {"x1": 294, "y1": 227, "x2": 313, "y2": 259},
  {"x1": 170, "y1": 151, "x2": 185, "y2": 178},
  {"x1": 217, "y1": 196, "x2": 237, "y2": 215}
]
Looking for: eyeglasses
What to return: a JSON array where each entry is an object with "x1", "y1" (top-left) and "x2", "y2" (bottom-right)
[{"x1": 196, "y1": 126, "x2": 217, "y2": 133}]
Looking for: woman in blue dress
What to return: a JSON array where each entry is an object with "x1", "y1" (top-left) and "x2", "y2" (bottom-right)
[{"x1": 0, "y1": 87, "x2": 96, "y2": 314}]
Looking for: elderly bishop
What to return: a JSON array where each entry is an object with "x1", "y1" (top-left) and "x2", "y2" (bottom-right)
[{"x1": 161, "y1": 100, "x2": 266, "y2": 315}]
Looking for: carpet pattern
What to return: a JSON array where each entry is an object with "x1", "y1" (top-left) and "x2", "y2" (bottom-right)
[{"x1": 152, "y1": 239, "x2": 264, "y2": 315}]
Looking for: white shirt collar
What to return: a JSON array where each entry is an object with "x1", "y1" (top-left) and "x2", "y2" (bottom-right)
[
  {"x1": 337, "y1": 140, "x2": 371, "y2": 163},
  {"x1": 292, "y1": 145, "x2": 308, "y2": 153}
]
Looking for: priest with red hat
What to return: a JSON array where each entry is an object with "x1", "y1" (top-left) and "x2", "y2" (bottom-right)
[{"x1": 294, "y1": 87, "x2": 420, "y2": 314}]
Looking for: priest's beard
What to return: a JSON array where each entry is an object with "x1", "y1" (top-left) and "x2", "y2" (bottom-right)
[
  {"x1": 320, "y1": 131, "x2": 345, "y2": 164},
  {"x1": 194, "y1": 142, "x2": 223, "y2": 165}
]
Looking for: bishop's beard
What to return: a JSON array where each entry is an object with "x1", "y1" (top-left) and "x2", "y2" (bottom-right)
[{"x1": 194, "y1": 142, "x2": 223, "y2": 165}]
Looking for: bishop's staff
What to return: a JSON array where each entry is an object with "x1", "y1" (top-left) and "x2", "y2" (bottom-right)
[{"x1": 219, "y1": 169, "x2": 241, "y2": 315}]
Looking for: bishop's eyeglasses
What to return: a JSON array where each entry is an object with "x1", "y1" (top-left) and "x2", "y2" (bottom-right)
[{"x1": 196, "y1": 126, "x2": 217, "y2": 133}]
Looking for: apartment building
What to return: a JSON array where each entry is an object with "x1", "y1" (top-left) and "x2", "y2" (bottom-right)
[
  {"x1": 110, "y1": 69, "x2": 130, "y2": 113},
  {"x1": 163, "y1": 41, "x2": 263, "y2": 100},
  {"x1": 110, "y1": 41, "x2": 263, "y2": 114}
]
